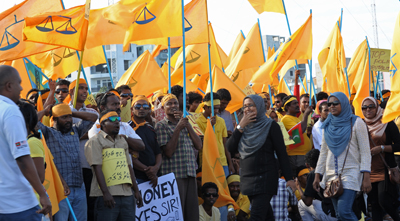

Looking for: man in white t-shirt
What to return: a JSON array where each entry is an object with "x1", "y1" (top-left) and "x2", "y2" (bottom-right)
[{"x1": 0, "y1": 65, "x2": 51, "y2": 220}]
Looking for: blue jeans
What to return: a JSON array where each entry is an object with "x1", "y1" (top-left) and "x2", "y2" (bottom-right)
[
  {"x1": 0, "y1": 205, "x2": 41, "y2": 221},
  {"x1": 219, "y1": 205, "x2": 228, "y2": 221},
  {"x1": 94, "y1": 195, "x2": 136, "y2": 221},
  {"x1": 223, "y1": 166, "x2": 229, "y2": 178},
  {"x1": 331, "y1": 189, "x2": 358, "y2": 221},
  {"x1": 136, "y1": 178, "x2": 147, "y2": 184},
  {"x1": 54, "y1": 183, "x2": 87, "y2": 221}
]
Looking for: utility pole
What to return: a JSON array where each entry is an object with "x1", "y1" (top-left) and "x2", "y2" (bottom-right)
[{"x1": 371, "y1": 0, "x2": 379, "y2": 48}]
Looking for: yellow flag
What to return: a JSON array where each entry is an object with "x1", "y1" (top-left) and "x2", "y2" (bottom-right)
[
  {"x1": 247, "y1": 0, "x2": 285, "y2": 14},
  {"x1": 202, "y1": 118, "x2": 239, "y2": 209},
  {"x1": 348, "y1": 40, "x2": 368, "y2": 94},
  {"x1": 217, "y1": 43, "x2": 228, "y2": 66},
  {"x1": 267, "y1": 46, "x2": 276, "y2": 59},
  {"x1": 383, "y1": 11, "x2": 400, "y2": 123},
  {"x1": 110, "y1": 0, "x2": 183, "y2": 51},
  {"x1": 318, "y1": 18, "x2": 348, "y2": 96},
  {"x1": 225, "y1": 23, "x2": 265, "y2": 85},
  {"x1": 192, "y1": 73, "x2": 208, "y2": 94},
  {"x1": 161, "y1": 62, "x2": 174, "y2": 79},
  {"x1": 206, "y1": 65, "x2": 246, "y2": 113},
  {"x1": 224, "y1": 32, "x2": 245, "y2": 68},
  {"x1": 151, "y1": 45, "x2": 162, "y2": 58},
  {"x1": 82, "y1": 45, "x2": 107, "y2": 68},
  {"x1": 251, "y1": 14, "x2": 313, "y2": 86},
  {"x1": 42, "y1": 136, "x2": 67, "y2": 214},
  {"x1": 116, "y1": 50, "x2": 168, "y2": 97},
  {"x1": 86, "y1": 7, "x2": 126, "y2": 49},
  {"x1": 352, "y1": 41, "x2": 370, "y2": 118},
  {"x1": 232, "y1": 67, "x2": 258, "y2": 90},
  {"x1": 135, "y1": 0, "x2": 208, "y2": 48},
  {"x1": 23, "y1": 2, "x2": 90, "y2": 51},
  {"x1": 278, "y1": 76, "x2": 292, "y2": 95},
  {"x1": 0, "y1": 0, "x2": 63, "y2": 62},
  {"x1": 170, "y1": 23, "x2": 223, "y2": 85},
  {"x1": 37, "y1": 92, "x2": 44, "y2": 112}
]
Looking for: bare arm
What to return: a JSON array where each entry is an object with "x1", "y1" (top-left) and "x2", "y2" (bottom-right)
[
  {"x1": 300, "y1": 106, "x2": 312, "y2": 133},
  {"x1": 124, "y1": 136, "x2": 145, "y2": 152},
  {"x1": 32, "y1": 157, "x2": 45, "y2": 183},
  {"x1": 162, "y1": 128, "x2": 182, "y2": 158},
  {"x1": 16, "y1": 155, "x2": 52, "y2": 215},
  {"x1": 129, "y1": 165, "x2": 143, "y2": 207},
  {"x1": 186, "y1": 123, "x2": 202, "y2": 150},
  {"x1": 93, "y1": 165, "x2": 115, "y2": 208},
  {"x1": 224, "y1": 137, "x2": 234, "y2": 174},
  {"x1": 43, "y1": 79, "x2": 56, "y2": 109},
  {"x1": 72, "y1": 111, "x2": 98, "y2": 122}
]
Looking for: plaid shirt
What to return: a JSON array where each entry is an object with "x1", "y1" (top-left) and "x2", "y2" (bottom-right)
[
  {"x1": 155, "y1": 117, "x2": 196, "y2": 178},
  {"x1": 37, "y1": 120, "x2": 94, "y2": 187},
  {"x1": 271, "y1": 178, "x2": 298, "y2": 221}
]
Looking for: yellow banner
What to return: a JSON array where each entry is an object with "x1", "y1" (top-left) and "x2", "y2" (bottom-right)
[
  {"x1": 84, "y1": 94, "x2": 96, "y2": 106},
  {"x1": 120, "y1": 99, "x2": 131, "y2": 122},
  {"x1": 243, "y1": 85, "x2": 256, "y2": 96},
  {"x1": 187, "y1": 113, "x2": 204, "y2": 136},
  {"x1": 370, "y1": 48, "x2": 390, "y2": 72},
  {"x1": 277, "y1": 122, "x2": 295, "y2": 146},
  {"x1": 102, "y1": 148, "x2": 132, "y2": 187}
]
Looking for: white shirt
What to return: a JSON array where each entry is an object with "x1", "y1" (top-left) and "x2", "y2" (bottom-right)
[
  {"x1": 69, "y1": 103, "x2": 99, "y2": 169},
  {"x1": 0, "y1": 95, "x2": 38, "y2": 213},
  {"x1": 312, "y1": 120, "x2": 323, "y2": 150},
  {"x1": 88, "y1": 119, "x2": 141, "y2": 140}
]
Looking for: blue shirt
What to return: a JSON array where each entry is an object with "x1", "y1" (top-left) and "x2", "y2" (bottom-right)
[
  {"x1": 37, "y1": 120, "x2": 94, "y2": 187},
  {"x1": 218, "y1": 110, "x2": 234, "y2": 132}
]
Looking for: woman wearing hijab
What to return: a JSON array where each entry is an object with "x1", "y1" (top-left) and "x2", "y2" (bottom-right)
[
  {"x1": 227, "y1": 95, "x2": 295, "y2": 220},
  {"x1": 313, "y1": 92, "x2": 371, "y2": 221},
  {"x1": 362, "y1": 97, "x2": 400, "y2": 221},
  {"x1": 266, "y1": 109, "x2": 279, "y2": 122}
]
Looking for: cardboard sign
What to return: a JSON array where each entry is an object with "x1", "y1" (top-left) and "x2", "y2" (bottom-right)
[
  {"x1": 102, "y1": 148, "x2": 132, "y2": 187},
  {"x1": 84, "y1": 94, "x2": 97, "y2": 106},
  {"x1": 370, "y1": 48, "x2": 391, "y2": 72},
  {"x1": 120, "y1": 99, "x2": 132, "y2": 122},
  {"x1": 187, "y1": 113, "x2": 204, "y2": 136},
  {"x1": 277, "y1": 122, "x2": 295, "y2": 146},
  {"x1": 136, "y1": 173, "x2": 183, "y2": 221},
  {"x1": 243, "y1": 85, "x2": 256, "y2": 96}
]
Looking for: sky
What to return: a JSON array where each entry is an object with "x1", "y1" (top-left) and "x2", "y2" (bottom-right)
[{"x1": 4, "y1": 0, "x2": 400, "y2": 73}]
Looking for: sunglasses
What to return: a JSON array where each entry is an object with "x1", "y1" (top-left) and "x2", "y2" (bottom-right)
[
  {"x1": 362, "y1": 104, "x2": 376, "y2": 110},
  {"x1": 120, "y1": 93, "x2": 133, "y2": 98},
  {"x1": 275, "y1": 101, "x2": 281, "y2": 104},
  {"x1": 107, "y1": 116, "x2": 121, "y2": 122},
  {"x1": 55, "y1": 89, "x2": 69, "y2": 94},
  {"x1": 203, "y1": 193, "x2": 219, "y2": 198},
  {"x1": 327, "y1": 101, "x2": 340, "y2": 107},
  {"x1": 133, "y1": 104, "x2": 150, "y2": 110}
]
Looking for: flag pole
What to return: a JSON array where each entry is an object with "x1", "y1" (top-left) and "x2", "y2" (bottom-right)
[
  {"x1": 371, "y1": 71, "x2": 376, "y2": 98},
  {"x1": 102, "y1": 45, "x2": 114, "y2": 88},
  {"x1": 299, "y1": 76, "x2": 307, "y2": 93},
  {"x1": 207, "y1": 23, "x2": 214, "y2": 117},
  {"x1": 284, "y1": 79, "x2": 293, "y2": 95},
  {"x1": 24, "y1": 58, "x2": 49, "y2": 81},
  {"x1": 181, "y1": 0, "x2": 187, "y2": 117},
  {"x1": 240, "y1": 30, "x2": 246, "y2": 39},
  {"x1": 168, "y1": 37, "x2": 172, "y2": 93},
  {"x1": 75, "y1": 51, "x2": 91, "y2": 94},
  {"x1": 73, "y1": 50, "x2": 85, "y2": 108},
  {"x1": 338, "y1": 9, "x2": 351, "y2": 99},
  {"x1": 366, "y1": 36, "x2": 371, "y2": 98},
  {"x1": 258, "y1": 18, "x2": 274, "y2": 107}
]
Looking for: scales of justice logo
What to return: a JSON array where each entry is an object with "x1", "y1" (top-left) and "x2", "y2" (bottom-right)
[{"x1": 0, "y1": 15, "x2": 24, "y2": 51}]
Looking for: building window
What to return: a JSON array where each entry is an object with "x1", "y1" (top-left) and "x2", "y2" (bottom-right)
[
  {"x1": 124, "y1": 60, "x2": 130, "y2": 70},
  {"x1": 137, "y1": 46, "x2": 144, "y2": 57},
  {"x1": 290, "y1": 71, "x2": 293, "y2": 76},
  {"x1": 273, "y1": 36, "x2": 279, "y2": 42},
  {"x1": 105, "y1": 45, "x2": 110, "y2": 50},
  {"x1": 126, "y1": 44, "x2": 132, "y2": 52},
  {"x1": 280, "y1": 37, "x2": 285, "y2": 43}
]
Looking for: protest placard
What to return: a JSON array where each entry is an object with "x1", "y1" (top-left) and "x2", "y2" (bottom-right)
[
  {"x1": 370, "y1": 48, "x2": 390, "y2": 72},
  {"x1": 136, "y1": 173, "x2": 183, "y2": 221},
  {"x1": 102, "y1": 148, "x2": 132, "y2": 187}
]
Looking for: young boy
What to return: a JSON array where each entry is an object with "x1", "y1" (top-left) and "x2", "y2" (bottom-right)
[
  {"x1": 85, "y1": 110, "x2": 143, "y2": 221},
  {"x1": 199, "y1": 182, "x2": 221, "y2": 221}
]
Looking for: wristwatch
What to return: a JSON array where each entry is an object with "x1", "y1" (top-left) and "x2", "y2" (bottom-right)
[
  {"x1": 381, "y1": 145, "x2": 385, "y2": 153},
  {"x1": 236, "y1": 125, "x2": 244, "y2": 131}
]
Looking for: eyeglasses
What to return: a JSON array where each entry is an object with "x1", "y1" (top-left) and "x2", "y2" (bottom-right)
[
  {"x1": 275, "y1": 101, "x2": 281, "y2": 104},
  {"x1": 242, "y1": 104, "x2": 255, "y2": 110},
  {"x1": 327, "y1": 101, "x2": 340, "y2": 107},
  {"x1": 107, "y1": 116, "x2": 121, "y2": 122},
  {"x1": 120, "y1": 93, "x2": 133, "y2": 98},
  {"x1": 362, "y1": 104, "x2": 376, "y2": 110},
  {"x1": 133, "y1": 104, "x2": 150, "y2": 110},
  {"x1": 55, "y1": 89, "x2": 69, "y2": 94},
  {"x1": 203, "y1": 193, "x2": 219, "y2": 198}
]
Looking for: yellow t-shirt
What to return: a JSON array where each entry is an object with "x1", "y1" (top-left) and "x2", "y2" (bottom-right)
[
  {"x1": 295, "y1": 188, "x2": 306, "y2": 201},
  {"x1": 281, "y1": 115, "x2": 312, "y2": 156},
  {"x1": 235, "y1": 193, "x2": 251, "y2": 217},
  {"x1": 42, "y1": 115, "x2": 51, "y2": 127},
  {"x1": 199, "y1": 205, "x2": 221, "y2": 221},
  {"x1": 196, "y1": 114, "x2": 228, "y2": 166},
  {"x1": 28, "y1": 136, "x2": 45, "y2": 204},
  {"x1": 395, "y1": 117, "x2": 400, "y2": 155},
  {"x1": 277, "y1": 111, "x2": 285, "y2": 120}
]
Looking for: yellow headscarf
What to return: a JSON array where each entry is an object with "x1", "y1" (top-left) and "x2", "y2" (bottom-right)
[
  {"x1": 131, "y1": 95, "x2": 149, "y2": 107},
  {"x1": 161, "y1": 94, "x2": 178, "y2": 106},
  {"x1": 382, "y1": 91, "x2": 391, "y2": 99},
  {"x1": 227, "y1": 174, "x2": 240, "y2": 185},
  {"x1": 41, "y1": 91, "x2": 50, "y2": 100},
  {"x1": 298, "y1": 168, "x2": 310, "y2": 177},
  {"x1": 100, "y1": 111, "x2": 119, "y2": 123},
  {"x1": 69, "y1": 78, "x2": 87, "y2": 91},
  {"x1": 52, "y1": 104, "x2": 72, "y2": 117},
  {"x1": 283, "y1": 97, "x2": 297, "y2": 110}
]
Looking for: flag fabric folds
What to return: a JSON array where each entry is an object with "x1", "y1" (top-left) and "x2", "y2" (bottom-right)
[
  {"x1": 383, "y1": 11, "x2": 400, "y2": 123},
  {"x1": 224, "y1": 32, "x2": 245, "y2": 68},
  {"x1": 318, "y1": 18, "x2": 348, "y2": 97},
  {"x1": 352, "y1": 40, "x2": 370, "y2": 118},
  {"x1": 0, "y1": 0, "x2": 63, "y2": 62},
  {"x1": 247, "y1": 0, "x2": 286, "y2": 14},
  {"x1": 251, "y1": 14, "x2": 313, "y2": 86},
  {"x1": 347, "y1": 40, "x2": 368, "y2": 94},
  {"x1": 23, "y1": 1, "x2": 90, "y2": 51},
  {"x1": 206, "y1": 65, "x2": 246, "y2": 113},
  {"x1": 116, "y1": 50, "x2": 168, "y2": 97},
  {"x1": 202, "y1": 118, "x2": 238, "y2": 209}
]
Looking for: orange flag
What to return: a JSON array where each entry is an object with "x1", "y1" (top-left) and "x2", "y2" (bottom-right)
[
  {"x1": 224, "y1": 32, "x2": 245, "y2": 68},
  {"x1": 278, "y1": 77, "x2": 292, "y2": 95},
  {"x1": 206, "y1": 65, "x2": 246, "y2": 113},
  {"x1": 267, "y1": 46, "x2": 275, "y2": 59},
  {"x1": 0, "y1": 0, "x2": 63, "y2": 62},
  {"x1": 352, "y1": 40, "x2": 370, "y2": 118},
  {"x1": 347, "y1": 40, "x2": 368, "y2": 94},
  {"x1": 136, "y1": 0, "x2": 209, "y2": 48},
  {"x1": 23, "y1": 0, "x2": 91, "y2": 51},
  {"x1": 247, "y1": 0, "x2": 286, "y2": 14},
  {"x1": 116, "y1": 50, "x2": 167, "y2": 97},
  {"x1": 383, "y1": 11, "x2": 400, "y2": 123},
  {"x1": 202, "y1": 118, "x2": 238, "y2": 209},
  {"x1": 42, "y1": 136, "x2": 67, "y2": 214},
  {"x1": 37, "y1": 92, "x2": 44, "y2": 112},
  {"x1": 225, "y1": 23, "x2": 264, "y2": 85}
]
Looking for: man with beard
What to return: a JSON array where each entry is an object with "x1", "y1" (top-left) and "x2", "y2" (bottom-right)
[
  {"x1": 199, "y1": 182, "x2": 221, "y2": 221},
  {"x1": 281, "y1": 95, "x2": 313, "y2": 176},
  {"x1": 85, "y1": 110, "x2": 143, "y2": 220},
  {"x1": 227, "y1": 175, "x2": 250, "y2": 221},
  {"x1": 37, "y1": 103, "x2": 97, "y2": 221},
  {"x1": 128, "y1": 96, "x2": 162, "y2": 186}
]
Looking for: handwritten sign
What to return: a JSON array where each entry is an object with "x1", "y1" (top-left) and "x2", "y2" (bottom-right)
[
  {"x1": 187, "y1": 113, "x2": 204, "y2": 136},
  {"x1": 370, "y1": 48, "x2": 390, "y2": 72},
  {"x1": 102, "y1": 148, "x2": 132, "y2": 187},
  {"x1": 84, "y1": 94, "x2": 97, "y2": 106},
  {"x1": 277, "y1": 122, "x2": 295, "y2": 146},
  {"x1": 243, "y1": 85, "x2": 256, "y2": 96},
  {"x1": 121, "y1": 99, "x2": 132, "y2": 122},
  {"x1": 136, "y1": 173, "x2": 183, "y2": 221}
]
